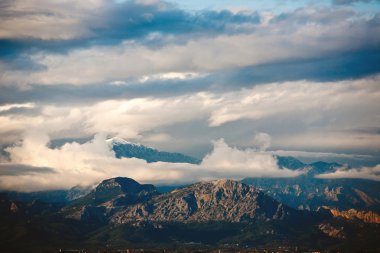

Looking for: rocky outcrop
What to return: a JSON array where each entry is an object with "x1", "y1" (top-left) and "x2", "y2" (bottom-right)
[
  {"x1": 112, "y1": 179, "x2": 292, "y2": 224},
  {"x1": 318, "y1": 223, "x2": 346, "y2": 239},
  {"x1": 328, "y1": 208, "x2": 380, "y2": 224}
]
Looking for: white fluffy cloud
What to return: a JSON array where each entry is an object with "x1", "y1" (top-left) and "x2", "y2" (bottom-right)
[
  {"x1": 252, "y1": 132, "x2": 271, "y2": 151},
  {"x1": 1, "y1": 133, "x2": 301, "y2": 191},
  {"x1": 1, "y1": 75, "x2": 379, "y2": 190}
]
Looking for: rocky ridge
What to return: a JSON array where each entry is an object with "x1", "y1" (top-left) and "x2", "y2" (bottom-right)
[
  {"x1": 112, "y1": 179, "x2": 293, "y2": 224},
  {"x1": 328, "y1": 208, "x2": 380, "y2": 223},
  {"x1": 61, "y1": 177, "x2": 158, "y2": 221}
]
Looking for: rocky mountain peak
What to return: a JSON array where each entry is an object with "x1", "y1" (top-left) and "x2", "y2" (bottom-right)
[
  {"x1": 96, "y1": 177, "x2": 145, "y2": 194},
  {"x1": 211, "y1": 178, "x2": 240, "y2": 187},
  {"x1": 78, "y1": 177, "x2": 158, "y2": 205},
  {"x1": 61, "y1": 177, "x2": 158, "y2": 221},
  {"x1": 112, "y1": 179, "x2": 292, "y2": 224}
]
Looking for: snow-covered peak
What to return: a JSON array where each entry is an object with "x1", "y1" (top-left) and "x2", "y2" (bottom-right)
[{"x1": 106, "y1": 137, "x2": 142, "y2": 147}]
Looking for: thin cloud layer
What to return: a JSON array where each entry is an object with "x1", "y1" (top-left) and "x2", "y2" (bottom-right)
[
  {"x1": 0, "y1": 163, "x2": 56, "y2": 176},
  {"x1": 316, "y1": 165, "x2": 380, "y2": 181}
]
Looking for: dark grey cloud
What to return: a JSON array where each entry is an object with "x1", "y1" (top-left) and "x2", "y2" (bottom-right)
[
  {"x1": 0, "y1": 0, "x2": 260, "y2": 58},
  {"x1": 0, "y1": 163, "x2": 56, "y2": 176},
  {"x1": 0, "y1": 106, "x2": 40, "y2": 116}
]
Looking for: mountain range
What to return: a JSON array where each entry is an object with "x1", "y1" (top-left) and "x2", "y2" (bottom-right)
[
  {"x1": 1, "y1": 177, "x2": 379, "y2": 252},
  {"x1": 7, "y1": 139, "x2": 380, "y2": 214},
  {"x1": 1, "y1": 139, "x2": 380, "y2": 251}
]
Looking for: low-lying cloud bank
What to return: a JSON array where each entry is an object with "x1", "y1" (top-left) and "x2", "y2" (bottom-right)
[
  {"x1": 1, "y1": 131, "x2": 379, "y2": 191},
  {"x1": 316, "y1": 165, "x2": 380, "y2": 181},
  {"x1": 0, "y1": 133, "x2": 302, "y2": 191}
]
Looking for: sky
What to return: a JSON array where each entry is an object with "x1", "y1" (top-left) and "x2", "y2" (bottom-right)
[{"x1": 0, "y1": 0, "x2": 380, "y2": 191}]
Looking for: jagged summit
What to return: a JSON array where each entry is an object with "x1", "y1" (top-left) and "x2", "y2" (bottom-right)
[{"x1": 211, "y1": 178, "x2": 236, "y2": 184}]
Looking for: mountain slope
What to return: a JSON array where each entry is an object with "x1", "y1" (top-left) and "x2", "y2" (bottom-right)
[
  {"x1": 61, "y1": 177, "x2": 159, "y2": 221},
  {"x1": 1, "y1": 178, "x2": 380, "y2": 252},
  {"x1": 112, "y1": 179, "x2": 295, "y2": 224},
  {"x1": 242, "y1": 177, "x2": 380, "y2": 212},
  {"x1": 107, "y1": 137, "x2": 201, "y2": 164},
  {"x1": 323, "y1": 207, "x2": 380, "y2": 223},
  {"x1": 242, "y1": 156, "x2": 380, "y2": 212}
]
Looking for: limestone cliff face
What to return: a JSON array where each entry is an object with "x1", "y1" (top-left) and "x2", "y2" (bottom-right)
[
  {"x1": 112, "y1": 179, "x2": 292, "y2": 224},
  {"x1": 329, "y1": 208, "x2": 380, "y2": 224}
]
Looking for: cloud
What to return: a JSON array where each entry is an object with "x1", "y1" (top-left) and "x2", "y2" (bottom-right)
[
  {"x1": 1, "y1": 6, "x2": 380, "y2": 87},
  {"x1": 1, "y1": 50, "x2": 380, "y2": 108},
  {"x1": 208, "y1": 76, "x2": 380, "y2": 127},
  {"x1": 316, "y1": 164, "x2": 380, "y2": 181},
  {"x1": 271, "y1": 150, "x2": 373, "y2": 160},
  {"x1": 0, "y1": 163, "x2": 55, "y2": 176},
  {"x1": 0, "y1": 0, "x2": 260, "y2": 55},
  {"x1": 274, "y1": 131, "x2": 380, "y2": 151},
  {"x1": 200, "y1": 139, "x2": 301, "y2": 179},
  {"x1": 0, "y1": 103, "x2": 35, "y2": 113},
  {"x1": 0, "y1": 133, "x2": 302, "y2": 191},
  {"x1": 0, "y1": 76, "x2": 379, "y2": 157},
  {"x1": 252, "y1": 132, "x2": 271, "y2": 151},
  {"x1": 333, "y1": 0, "x2": 380, "y2": 5}
]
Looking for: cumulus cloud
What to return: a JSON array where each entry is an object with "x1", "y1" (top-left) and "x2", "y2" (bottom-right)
[
  {"x1": 0, "y1": 133, "x2": 302, "y2": 191},
  {"x1": 200, "y1": 139, "x2": 300, "y2": 179},
  {"x1": 1, "y1": 74, "x2": 379, "y2": 190},
  {"x1": 316, "y1": 165, "x2": 380, "y2": 181},
  {"x1": 252, "y1": 132, "x2": 271, "y2": 151}
]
